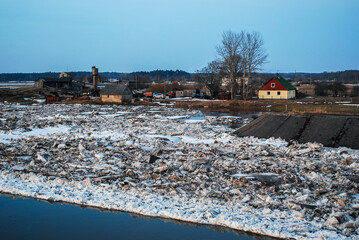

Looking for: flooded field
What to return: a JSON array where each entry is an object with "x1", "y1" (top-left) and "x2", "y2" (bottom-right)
[{"x1": 0, "y1": 82, "x2": 34, "y2": 89}]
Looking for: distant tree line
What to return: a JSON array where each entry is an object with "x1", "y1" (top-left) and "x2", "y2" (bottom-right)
[
  {"x1": 118, "y1": 70, "x2": 191, "y2": 83},
  {"x1": 0, "y1": 72, "x2": 121, "y2": 82},
  {"x1": 0, "y1": 70, "x2": 192, "y2": 84},
  {"x1": 321, "y1": 70, "x2": 359, "y2": 83},
  {"x1": 284, "y1": 70, "x2": 359, "y2": 83},
  {"x1": 0, "y1": 72, "x2": 60, "y2": 82}
]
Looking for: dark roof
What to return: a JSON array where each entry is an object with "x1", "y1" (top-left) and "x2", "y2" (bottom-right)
[
  {"x1": 100, "y1": 84, "x2": 131, "y2": 95},
  {"x1": 273, "y1": 75, "x2": 296, "y2": 90}
]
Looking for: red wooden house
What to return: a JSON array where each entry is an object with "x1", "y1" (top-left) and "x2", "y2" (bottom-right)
[{"x1": 258, "y1": 74, "x2": 296, "y2": 99}]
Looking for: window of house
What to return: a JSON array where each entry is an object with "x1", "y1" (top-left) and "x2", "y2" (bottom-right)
[
  {"x1": 267, "y1": 91, "x2": 270, "y2": 95},
  {"x1": 277, "y1": 91, "x2": 281, "y2": 95},
  {"x1": 107, "y1": 95, "x2": 109, "y2": 98},
  {"x1": 271, "y1": 83, "x2": 275, "y2": 88}
]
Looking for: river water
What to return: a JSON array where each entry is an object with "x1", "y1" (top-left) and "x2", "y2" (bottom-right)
[{"x1": 0, "y1": 194, "x2": 273, "y2": 240}]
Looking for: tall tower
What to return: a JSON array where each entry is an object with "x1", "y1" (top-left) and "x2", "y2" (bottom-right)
[{"x1": 92, "y1": 66, "x2": 98, "y2": 90}]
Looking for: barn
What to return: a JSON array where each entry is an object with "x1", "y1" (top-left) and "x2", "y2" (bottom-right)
[
  {"x1": 100, "y1": 83, "x2": 133, "y2": 104},
  {"x1": 258, "y1": 74, "x2": 296, "y2": 100}
]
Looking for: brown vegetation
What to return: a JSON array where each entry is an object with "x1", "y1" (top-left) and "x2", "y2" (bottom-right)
[{"x1": 271, "y1": 103, "x2": 359, "y2": 115}]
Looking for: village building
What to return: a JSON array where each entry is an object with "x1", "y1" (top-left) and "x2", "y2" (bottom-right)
[
  {"x1": 175, "y1": 90, "x2": 196, "y2": 98},
  {"x1": 199, "y1": 86, "x2": 211, "y2": 96},
  {"x1": 258, "y1": 74, "x2": 296, "y2": 100},
  {"x1": 35, "y1": 72, "x2": 72, "y2": 90},
  {"x1": 35, "y1": 77, "x2": 73, "y2": 90},
  {"x1": 35, "y1": 76, "x2": 83, "y2": 93},
  {"x1": 220, "y1": 77, "x2": 247, "y2": 87},
  {"x1": 100, "y1": 83, "x2": 133, "y2": 104}
]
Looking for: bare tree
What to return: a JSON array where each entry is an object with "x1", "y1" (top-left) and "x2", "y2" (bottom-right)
[
  {"x1": 351, "y1": 86, "x2": 359, "y2": 97},
  {"x1": 195, "y1": 61, "x2": 222, "y2": 98},
  {"x1": 329, "y1": 82, "x2": 347, "y2": 97},
  {"x1": 244, "y1": 31, "x2": 267, "y2": 100},
  {"x1": 215, "y1": 30, "x2": 267, "y2": 100},
  {"x1": 239, "y1": 32, "x2": 248, "y2": 100},
  {"x1": 216, "y1": 31, "x2": 244, "y2": 100}
]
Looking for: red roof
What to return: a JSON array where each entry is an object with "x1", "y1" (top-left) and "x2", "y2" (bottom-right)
[
  {"x1": 260, "y1": 78, "x2": 286, "y2": 91},
  {"x1": 259, "y1": 75, "x2": 296, "y2": 91}
]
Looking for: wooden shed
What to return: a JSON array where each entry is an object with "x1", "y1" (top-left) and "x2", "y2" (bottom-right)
[
  {"x1": 258, "y1": 74, "x2": 296, "y2": 100},
  {"x1": 100, "y1": 84, "x2": 133, "y2": 104}
]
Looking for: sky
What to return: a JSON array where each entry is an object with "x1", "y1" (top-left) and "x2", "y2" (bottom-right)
[{"x1": 0, "y1": 0, "x2": 358, "y2": 73}]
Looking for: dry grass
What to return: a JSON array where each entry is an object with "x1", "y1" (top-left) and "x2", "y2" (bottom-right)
[{"x1": 271, "y1": 103, "x2": 359, "y2": 115}]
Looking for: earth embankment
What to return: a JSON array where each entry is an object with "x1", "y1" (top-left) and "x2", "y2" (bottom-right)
[{"x1": 235, "y1": 114, "x2": 359, "y2": 149}]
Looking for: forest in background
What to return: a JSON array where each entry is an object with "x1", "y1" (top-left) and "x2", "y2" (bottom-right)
[{"x1": 0, "y1": 70, "x2": 358, "y2": 84}]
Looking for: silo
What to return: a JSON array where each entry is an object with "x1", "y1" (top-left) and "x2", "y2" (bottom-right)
[
  {"x1": 92, "y1": 66, "x2": 98, "y2": 76},
  {"x1": 92, "y1": 66, "x2": 98, "y2": 90}
]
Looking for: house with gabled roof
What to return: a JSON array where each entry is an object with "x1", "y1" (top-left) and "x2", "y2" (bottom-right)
[
  {"x1": 100, "y1": 83, "x2": 133, "y2": 104},
  {"x1": 258, "y1": 74, "x2": 296, "y2": 100}
]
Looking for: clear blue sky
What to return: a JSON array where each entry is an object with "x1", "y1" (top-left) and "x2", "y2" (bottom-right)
[{"x1": 0, "y1": 0, "x2": 358, "y2": 73}]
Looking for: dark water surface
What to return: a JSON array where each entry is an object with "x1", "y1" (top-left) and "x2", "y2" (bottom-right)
[
  {"x1": 180, "y1": 110, "x2": 260, "y2": 129},
  {"x1": 0, "y1": 194, "x2": 273, "y2": 240}
]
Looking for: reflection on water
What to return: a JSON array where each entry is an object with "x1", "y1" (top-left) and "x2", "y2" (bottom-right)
[
  {"x1": 177, "y1": 111, "x2": 260, "y2": 129},
  {"x1": 199, "y1": 107, "x2": 264, "y2": 115},
  {"x1": 204, "y1": 111, "x2": 260, "y2": 119},
  {"x1": 205, "y1": 111, "x2": 260, "y2": 129},
  {"x1": 0, "y1": 194, "x2": 275, "y2": 240}
]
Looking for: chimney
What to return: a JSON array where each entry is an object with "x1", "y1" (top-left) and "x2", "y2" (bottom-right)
[{"x1": 92, "y1": 66, "x2": 98, "y2": 90}]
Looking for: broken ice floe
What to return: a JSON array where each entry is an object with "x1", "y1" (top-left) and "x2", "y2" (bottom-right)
[{"x1": 0, "y1": 103, "x2": 358, "y2": 239}]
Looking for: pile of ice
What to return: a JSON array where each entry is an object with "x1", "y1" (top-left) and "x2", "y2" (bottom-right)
[{"x1": 0, "y1": 102, "x2": 358, "y2": 239}]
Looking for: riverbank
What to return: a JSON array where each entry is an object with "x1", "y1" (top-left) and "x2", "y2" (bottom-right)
[
  {"x1": 173, "y1": 98, "x2": 359, "y2": 115},
  {"x1": 0, "y1": 103, "x2": 358, "y2": 239},
  {"x1": 235, "y1": 114, "x2": 359, "y2": 149}
]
